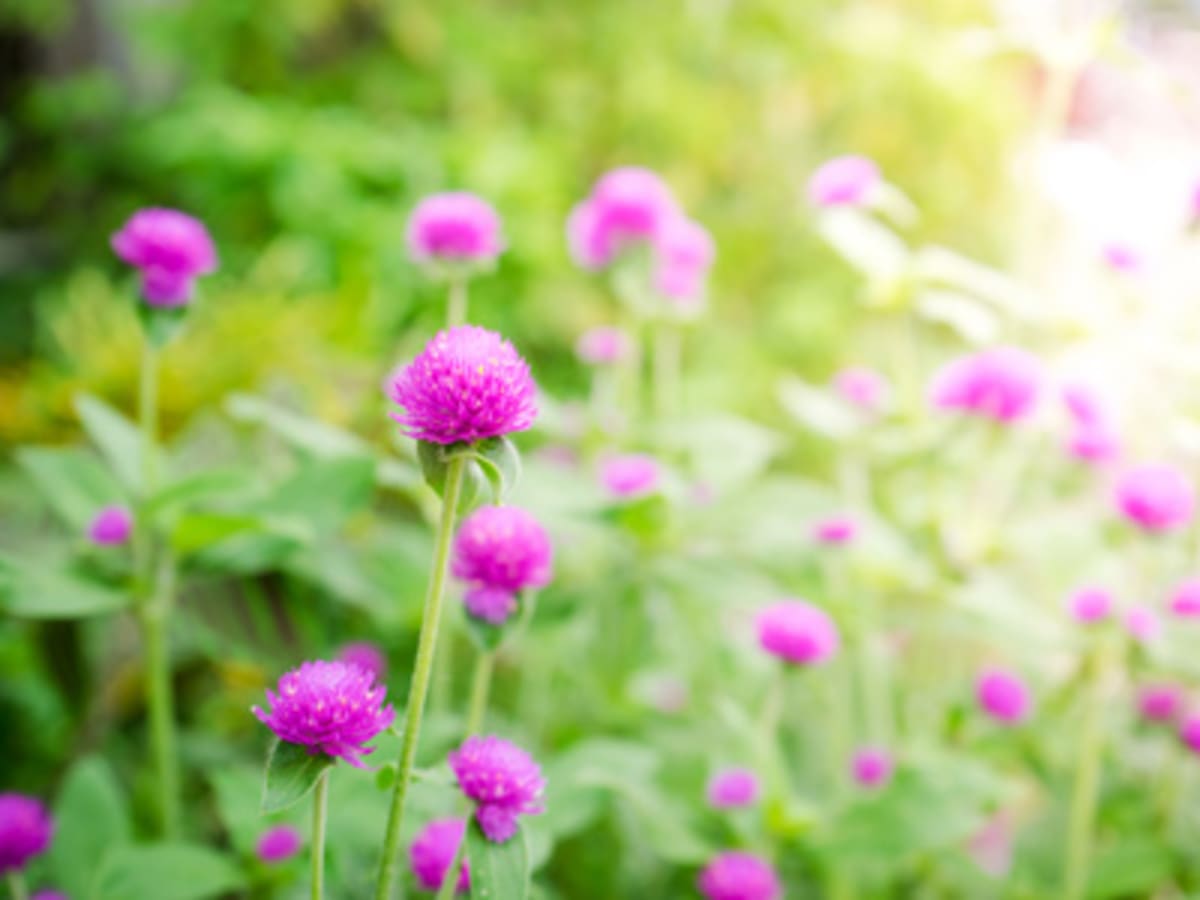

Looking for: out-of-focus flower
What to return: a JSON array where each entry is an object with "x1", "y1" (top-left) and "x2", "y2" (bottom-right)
[
  {"x1": 406, "y1": 193, "x2": 503, "y2": 268},
  {"x1": 452, "y1": 505, "x2": 553, "y2": 626},
  {"x1": 698, "y1": 851, "x2": 782, "y2": 900},
  {"x1": 253, "y1": 660, "x2": 394, "y2": 767},
  {"x1": 448, "y1": 736, "x2": 545, "y2": 843},
  {"x1": 1101, "y1": 242, "x2": 1143, "y2": 273},
  {"x1": 88, "y1": 505, "x2": 133, "y2": 546},
  {"x1": 255, "y1": 825, "x2": 302, "y2": 864},
  {"x1": 850, "y1": 747, "x2": 894, "y2": 789},
  {"x1": 567, "y1": 167, "x2": 678, "y2": 269},
  {"x1": 706, "y1": 768, "x2": 760, "y2": 810},
  {"x1": 807, "y1": 155, "x2": 881, "y2": 208},
  {"x1": 1169, "y1": 578, "x2": 1200, "y2": 618},
  {"x1": 409, "y1": 818, "x2": 469, "y2": 894},
  {"x1": 756, "y1": 600, "x2": 840, "y2": 666},
  {"x1": 387, "y1": 326, "x2": 538, "y2": 446},
  {"x1": 599, "y1": 454, "x2": 660, "y2": 499},
  {"x1": 1124, "y1": 605, "x2": 1161, "y2": 645},
  {"x1": 111, "y1": 208, "x2": 217, "y2": 306},
  {"x1": 1179, "y1": 714, "x2": 1200, "y2": 755},
  {"x1": 976, "y1": 668, "x2": 1031, "y2": 725},
  {"x1": 1067, "y1": 586, "x2": 1112, "y2": 624},
  {"x1": 655, "y1": 215, "x2": 715, "y2": 304},
  {"x1": 576, "y1": 327, "x2": 632, "y2": 366},
  {"x1": 930, "y1": 347, "x2": 1041, "y2": 424},
  {"x1": 336, "y1": 642, "x2": 387, "y2": 682},
  {"x1": 0, "y1": 794, "x2": 53, "y2": 874},
  {"x1": 834, "y1": 367, "x2": 889, "y2": 413},
  {"x1": 1114, "y1": 464, "x2": 1195, "y2": 534},
  {"x1": 1138, "y1": 683, "x2": 1183, "y2": 724},
  {"x1": 1061, "y1": 383, "x2": 1120, "y2": 464},
  {"x1": 966, "y1": 810, "x2": 1014, "y2": 878},
  {"x1": 812, "y1": 514, "x2": 858, "y2": 546},
  {"x1": 30, "y1": 892, "x2": 68, "y2": 900}
]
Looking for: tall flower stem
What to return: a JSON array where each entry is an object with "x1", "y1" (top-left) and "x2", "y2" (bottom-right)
[
  {"x1": 1064, "y1": 641, "x2": 1110, "y2": 900},
  {"x1": 6, "y1": 873, "x2": 27, "y2": 900},
  {"x1": 447, "y1": 276, "x2": 468, "y2": 328},
  {"x1": 465, "y1": 649, "x2": 495, "y2": 736},
  {"x1": 311, "y1": 769, "x2": 330, "y2": 900},
  {"x1": 651, "y1": 321, "x2": 681, "y2": 421},
  {"x1": 374, "y1": 454, "x2": 468, "y2": 900}
]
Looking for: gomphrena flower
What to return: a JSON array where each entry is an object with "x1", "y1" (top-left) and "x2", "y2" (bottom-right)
[
  {"x1": 976, "y1": 668, "x2": 1031, "y2": 725},
  {"x1": 654, "y1": 215, "x2": 715, "y2": 305},
  {"x1": 567, "y1": 167, "x2": 678, "y2": 270},
  {"x1": 1138, "y1": 683, "x2": 1183, "y2": 724},
  {"x1": 807, "y1": 155, "x2": 880, "y2": 208},
  {"x1": 451, "y1": 505, "x2": 553, "y2": 626},
  {"x1": 756, "y1": 599, "x2": 840, "y2": 667},
  {"x1": 599, "y1": 453, "x2": 660, "y2": 500},
  {"x1": 448, "y1": 735, "x2": 545, "y2": 843},
  {"x1": 930, "y1": 347, "x2": 1041, "y2": 424},
  {"x1": 1101, "y1": 242, "x2": 1142, "y2": 273},
  {"x1": 336, "y1": 641, "x2": 387, "y2": 681},
  {"x1": 698, "y1": 851, "x2": 782, "y2": 900},
  {"x1": 1061, "y1": 383, "x2": 1120, "y2": 464},
  {"x1": 1170, "y1": 578, "x2": 1200, "y2": 618},
  {"x1": 812, "y1": 514, "x2": 858, "y2": 546},
  {"x1": 576, "y1": 326, "x2": 632, "y2": 366},
  {"x1": 850, "y1": 747, "x2": 894, "y2": 789},
  {"x1": 1114, "y1": 464, "x2": 1195, "y2": 533},
  {"x1": 1067, "y1": 586, "x2": 1112, "y2": 624},
  {"x1": 834, "y1": 367, "x2": 889, "y2": 413},
  {"x1": 31, "y1": 892, "x2": 68, "y2": 900},
  {"x1": 253, "y1": 660, "x2": 394, "y2": 768},
  {"x1": 88, "y1": 504, "x2": 133, "y2": 546},
  {"x1": 1124, "y1": 605, "x2": 1161, "y2": 644},
  {"x1": 255, "y1": 824, "x2": 302, "y2": 864},
  {"x1": 406, "y1": 192, "x2": 503, "y2": 268},
  {"x1": 706, "y1": 768, "x2": 760, "y2": 810},
  {"x1": 388, "y1": 326, "x2": 538, "y2": 446},
  {"x1": 0, "y1": 793, "x2": 53, "y2": 874},
  {"x1": 1180, "y1": 714, "x2": 1200, "y2": 755},
  {"x1": 409, "y1": 818, "x2": 470, "y2": 894},
  {"x1": 111, "y1": 207, "x2": 217, "y2": 307}
]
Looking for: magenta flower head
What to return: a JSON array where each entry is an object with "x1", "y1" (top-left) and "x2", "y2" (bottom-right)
[
  {"x1": 850, "y1": 746, "x2": 895, "y2": 789},
  {"x1": 654, "y1": 215, "x2": 715, "y2": 304},
  {"x1": 599, "y1": 453, "x2": 660, "y2": 500},
  {"x1": 448, "y1": 736, "x2": 545, "y2": 843},
  {"x1": 0, "y1": 794, "x2": 53, "y2": 874},
  {"x1": 698, "y1": 851, "x2": 782, "y2": 900},
  {"x1": 388, "y1": 326, "x2": 537, "y2": 446},
  {"x1": 452, "y1": 505, "x2": 553, "y2": 626},
  {"x1": 336, "y1": 642, "x2": 387, "y2": 682},
  {"x1": 807, "y1": 155, "x2": 881, "y2": 208},
  {"x1": 1180, "y1": 714, "x2": 1200, "y2": 755},
  {"x1": 1102, "y1": 242, "x2": 1142, "y2": 273},
  {"x1": 1115, "y1": 464, "x2": 1195, "y2": 534},
  {"x1": 31, "y1": 892, "x2": 68, "y2": 900},
  {"x1": 576, "y1": 326, "x2": 632, "y2": 367},
  {"x1": 1061, "y1": 383, "x2": 1120, "y2": 464},
  {"x1": 1138, "y1": 683, "x2": 1184, "y2": 724},
  {"x1": 756, "y1": 599, "x2": 840, "y2": 667},
  {"x1": 1169, "y1": 578, "x2": 1200, "y2": 618},
  {"x1": 706, "y1": 768, "x2": 760, "y2": 810},
  {"x1": 976, "y1": 668, "x2": 1031, "y2": 725},
  {"x1": 111, "y1": 208, "x2": 217, "y2": 307},
  {"x1": 834, "y1": 367, "x2": 889, "y2": 413},
  {"x1": 409, "y1": 818, "x2": 469, "y2": 894},
  {"x1": 1067, "y1": 586, "x2": 1112, "y2": 624},
  {"x1": 88, "y1": 504, "x2": 133, "y2": 546},
  {"x1": 406, "y1": 192, "x2": 503, "y2": 271},
  {"x1": 253, "y1": 660, "x2": 394, "y2": 768},
  {"x1": 812, "y1": 514, "x2": 858, "y2": 546},
  {"x1": 567, "y1": 167, "x2": 678, "y2": 269},
  {"x1": 1124, "y1": 605, "x2": 1161, "y2": 645},
  {"x1": 255, "y1": 824, "x2": 302, "y2": 864},
  {"x1": 930, "y1": 347, "x2": 1041, "y2": 424}
]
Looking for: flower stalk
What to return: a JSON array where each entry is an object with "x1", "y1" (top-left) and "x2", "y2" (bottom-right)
[
  {"x1": 311, "y1": 769, "x2": 330, "y2": 900},
  {"x1": 465, "y1": 649, "x2": 495, "y2": 737}
]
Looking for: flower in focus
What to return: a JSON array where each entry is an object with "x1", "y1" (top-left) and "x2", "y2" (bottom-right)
[
  {"x1": 706, "y1": 768, "x2": 760, "y2": 810},
  {"x1": 111, "y1": 208, "x2": 217, "y2": 307},
  {"x1": 409, "y1": 818, "x2": 470, "y2": 894},
  {"x1": 930, "y1": 347, "x2": 1041, "y2": 424},
  {"x1": 448, "y1": 736, "x2": 545, "y2": 843},
  {"x1": 834, "y1": 367, "x2": 889, "y2": 413},
  {"x1": 1114, "y1": 464, "x2": 1195, "y2": 534},
  {"x1": 387, "y1": 326, "x2": 538, "y2": 446},
  {"x1": 756, "y1": 600, "x2": 840, "y2": 667},
  {"x1": 807, "y1": 155, "x2": 881, "y2": 208},
  {"x1": 406, "y1": 192, "x2": 503, "y2": 269},
  {"x1": 452, "y1": 505, "x2": 553, "y2": 626},
  {"x1": 654, "y1": 215, "x2": 715, "y2": 305},
  {"x1": 336, "y1": 642, "x2": 387, "y2": 682},
  {"x1": 88, "y1": 505, "x2": 133, "y2": 546},
  {"x1": 567, "y1": 167, "x2": 678, "y2": 269},
  {"x1": 812, "y1": 514, "x2": 858, "y2": 546},
  {"x1": 1124, "y1": 605, "x2": 1161, "y2": 645},
  {"x1": 576, "y1": 326, "x2": 632, "y2": 366},
  {"x1": 253, "y1": 660, "x2": 394, "y2": 767},
  {"x1": 0, "y1": 793, "x2": 53, "y2": 874},
  {"x1": 1169, "y1": 578, "x2": 1200, "y2": 618},
  {"x1": 599, "y1": 453, "x2": 660, "y2": 499},
  {"x1": 698, "y1": 851, "x2": 782, "y2": 900},
  {"x1": 1067, "y1": 586, "x2": 1112, "y2": 624},
  {"x1": 255, "y1": 825, "x2": 302, "y2": 864},
  {"x1": 1138, "y1": 683, "x2": 1183, "y2": 724},
  {"x1": 850, "y1": 747, "x2": 894, "y2": 789},
  {"x1": 976, "y1": 668, "x2": 1031, "y2": 725}
]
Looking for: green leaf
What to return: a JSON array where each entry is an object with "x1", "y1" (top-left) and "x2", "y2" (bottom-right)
[
  {"x1": 226, "y1": 392, "x2": 371, "y2": 459},
  {"x1": 260, "y1": 457, "x2": 376, "y2": 528},
  {"x1": 75, "y1": 394, "x2": 145, "y2": 494},
  {"x1": 0, "y1": 556, "x2": 130, "y2": 619},
  {"x1": 46, "y1": 756, "x2": 131, "y2": 898},
  {"x1": 15, "y1": 446, "x2": 123, "y2": 531},
  {"x1": 92, "y1": 843, "x2": 243, "y2": 900},
  {"x1": 418, "y1": 440, "x2": 453, "y2": 494},
  {"x1": 136, "y1": 303, "x2": 188, "y2": 347},
  {"x1": 1086, "y1": 838, "x2": 1171, "y2": 899},
  {"x1": 467, "y1": 817, "x2": 529, "y2": 900},
  {"x1": 143, "y1": 468, "x2": 258, "y2": 520},
  {"x1": 262, "y1": 739, "x2": 334, "y2": 813},
  {"x1": 474, "y1": 436, "x2": 521, "y2": 503}
]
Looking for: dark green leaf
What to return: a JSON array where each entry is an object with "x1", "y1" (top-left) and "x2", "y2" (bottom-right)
[
  {"x1": 92, "y1": 843, "x2": 243, "y2": 900},
  {"x1": 75, "y1": 394, "x2": 146, "y2": 494},
  {"x1": 0, "y1": 556, "x2": 130, "y2": 619},
  {"x1": 467, "y1": 816, "x2": 529, "y2": 900},
  {"x1": 262, "y1": 738, "x2": 334, "y2": 813},
  {"x1": 474, "y1": 436, "x2": 521, "y2": 503}
]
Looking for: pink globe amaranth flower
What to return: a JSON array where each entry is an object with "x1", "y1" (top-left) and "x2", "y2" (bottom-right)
[
  {"x1": 336, "y1": 642, "x2": 387, "y2": 682},
  {"x1": 255, "y1": 824, "x2": 302, "y2": 864},
  {"x1": 706, "y1": 768, "x2": 760, "y2": 810},
  {"x1": 1067, "y1": 424, "x2": 1120, "y2": 464},
  {"x1": 253, "y1": 660, "x2": 394, "y2": 768},
  {"x1": 88, "y1": 504, "x2": 133, "y2": 545},
  {"x1": 756, "y1": 599, "x2": 840, "y2": 667},
  {"x1": 388, "y1": 326, "x2": 538, "y2": 446},
  {"x1": 807, "y1": 155, "x2": 881, "y2": 208},
  {"x1": 1102, "y1": 242, "x2": 1142, "y2": 273},
  {"x1": 1180, "y1": 714, "x2": 1200, "y2": 755},
  {"x1": 452, "y1": 505, "x2": 553, "y2": 626},
  {"x1": 1138, "y1": 683, "x2": 1184, "y2": 724},
  {"x1": 566, "y1": 167, "x2": 678, "y2": 269},
  {"x1": 1170, "y1": 578, "x2": 1200, "y2": 618},
  {"x1": 850, "y1": 747, "x2": 894, "y2": 789},
  {"x1": 111, "y1": 208, "x2": 217, "y2": 307},
  {"x1": 834, "y1": 367, "x2": 889, "y2": 413},
  {"x1": 599, "y1": 453, "x2": 660, "y2": 499},
  {"x1": 448, "y1": 736, "x2": 545, "y2": 843},
  {"x1": 1067, "y1": 586, "x2": 1112, "y2": 624},
  {"x1": 698, "y1": 851, "x2": 782, "y2": 900},
  {"x1": 409, "y1": 818, "x2": 470, "y2": 894},
  {"x1": 0, "y1": 794, "x2": 53, "y2": 874},
  {"x1": 1124, "y1": 605, "x2": 1161, "y2": 644},
  {"x1": 576, "y1": 326, "x2": 632, "y2": 366},
  {"x1": 1062, "y1": 383, "x2": 1106, "y2": 428},
  {"x1": 31, "y1": 892, "x2": 68, "y2": 900},
  {"x1": 930, "y1": 347, "x2": 1041, "y2": 424},
  {"x1": 976, "y1": 668, "x2": 1031, "y2": 725},
  {"x1": 812, "y1": 514, "x2": 858, "y2": 546},
  {"x1": 654, "y1": 215, "x2": 715, "y2": 303},
  {"x1": 462, "y1": 586, "x2": 518, "y2": 625},
  {"x1": 406, "y1": 192, "x2": 503, "y2": 267},
  {"x1": 1115, "y1": 464, "x2": 1195, "y2": 533}
]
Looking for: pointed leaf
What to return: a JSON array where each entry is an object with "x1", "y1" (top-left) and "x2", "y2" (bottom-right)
[
  {"x1": 474, "y1": 436, "x2": 521, "y2": 503},
  {"x1": 0, "y1": 556, "x2": 131, "y2": 619},
  {"x1": 262, "y1": 739, "x2": 335, "y2": 813},
  {"x1": 92, "y1": 843, "x2": 243, "y2": 900},
  {"x1": 75, "y1": 394, "x2": 146, "y2": 494},
  {"x1": 467, "y1": 817, "x2": 529, "y2": 900},
  {"x1": 46, "y1": 756, "x2": 131, "y2": 898}
]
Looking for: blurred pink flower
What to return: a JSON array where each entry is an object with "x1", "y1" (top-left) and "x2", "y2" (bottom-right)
[
  {"x1": 807, "y1": 155, "x2": 881, "y2": 208},
  {"x1": 1138, "y1": 683, "x2": 1183, "y2": 724},
  {"x1": 255, "y1": 824, "x2": 302, "y2": 864},
  {"x1": 1180, "y1": 714, "x2": 1200, "y2": 755},
  {"x1": 930, "y1": 347, "x2": 1041, "y2": 424},
  {"x1": 811, "y1": 514, "x2": 858, "y2": 546},
  {"x1": 88, "y1": 505, "x2": 133, "y2": 546},
  {"x1": 966, "y1": 810, "x2": 1014, "y2": 877},
  {"x1": 576, "y1": 326, "x2": 632, "y2": 366},
  {"x1": 1124, "y1": 605, "x2": 1161, "y2": 644},
  {"x1": 1114, "y1": 464, "x2": 1195, "y2": 534},
  {"x1": 336, "y1": 642, "x2": 387, "y2": 682},
  {"x1": 111, "y1": 207, "x2": 217, "y2": 306},
  {"x1": 655, "y1": 215, "x2": 715, "y2": 304},
  {"x1": 850, "y1": 747, "x2": 894, "y2": 789},
  {"x1": 756, "y1": 600, "x2": 840, "y2": 667},
  {"x1": 599, "y1": 454, "x2": 660, "y2": 499},
  {"x1": 834, "y1": 367, "x2": 889, "y2": 413},
  {"x1": 567, "y1": 167, "x2": 678, "y2": 269},
  {"x1": 406, "y1": 192, "x2": 503, "y2": 266},
  {"x1": 698, "y1": 851, "x2": 782, "y2": 900},
  {"x1": 976, "y1": 668, "x2": 1031, "y2": 725},
  {"x1": 1067, "y1": 586, "x2": 1112, "y2": 624},
  {"x1": 409, "y1": 818, "x2": 469, "y2": 894},
  {"x1": 449, "y1": 736, "x2": 545, "y2": 843},
  {"x1": 1101, "y1": 242, "x2": 1142, "y2": 273},
  {"x1": 1169, "y1": 578, "x2": 1200, "y2": 618},
  {"x1": 706, "y1": 768, "x2": 760, "y2": 810}
]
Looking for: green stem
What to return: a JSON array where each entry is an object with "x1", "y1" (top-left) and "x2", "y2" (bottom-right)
[
  {"x1": 447, "y1": 276, "x2": 468, "y2": 328},
  {"x1": 6, "y1": 872, "x2": 27, "y2": 900},
  {"x1": 651, "y1": 322, "x2": 681, "y2": 421},
  {"x1": 311, "y1": 769, "x2": 330, "y2": 900},
  {"x1": 465, "y1": 650, "x2": 495, "y2": 736},
  {"x1": 1064, "y1": 644, "x2": 1108, "y2": 900},
  {"x1": 374, "y1": 455, "x2": 468, "y2": 900},
  {"x1": 434, "y1": 830, "x2": 467, "y2": 900}
]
